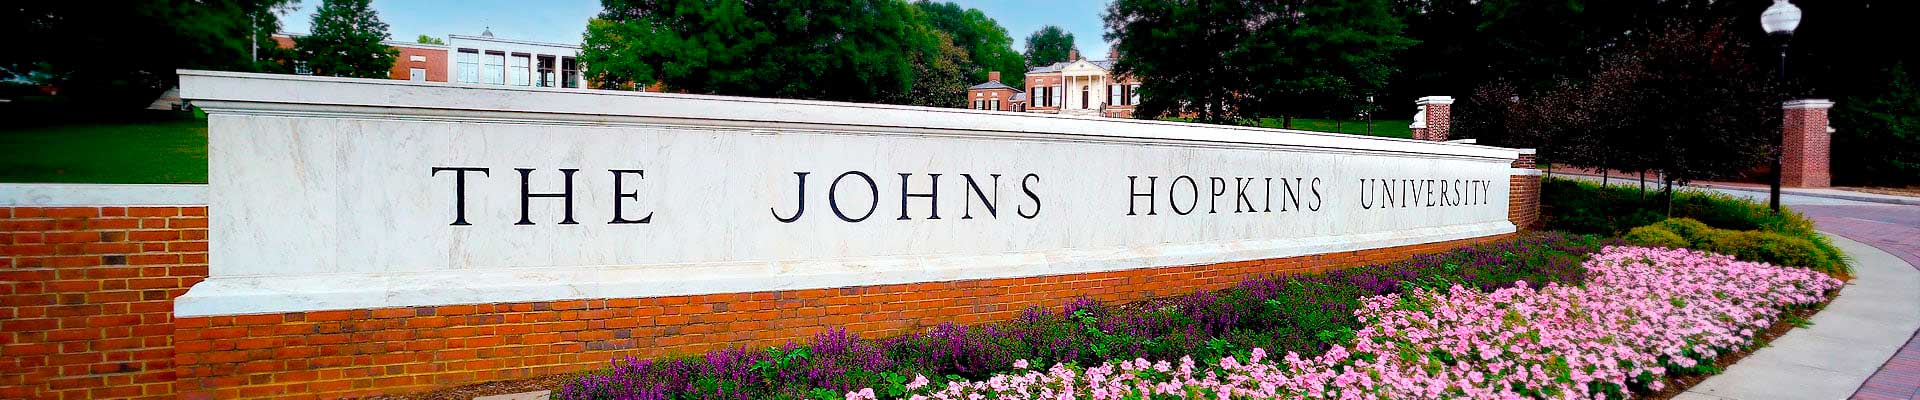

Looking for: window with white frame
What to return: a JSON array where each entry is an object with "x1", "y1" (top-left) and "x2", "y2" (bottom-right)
[
  {"x1": 990, "y1": 99, "x2": 1000, "y2": 110},
  {"x1": 456, "y1": 49, "x2": 479, "y2": 83},
  {"x1": 1130, "y1": 84, "x2": 1141, "y2": 105},
  {"x1": 409, "y1": 68, "x2": 426, "y2": 81},
  {"x1": 561, "y1": 57, "x2": 580, "y2": 88},
  {"x1": 482, "y1": 51, "x2": 505, "y2": 85},
  {"x1": 1109, "y1": 84, "x2": 1121, "y2": 106},
  {"x1": 509, "y1": 54, "x2": 531, "y2": 86}
]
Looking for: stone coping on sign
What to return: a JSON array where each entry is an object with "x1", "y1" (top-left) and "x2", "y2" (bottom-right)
[
  {"x1": 0, "y1": 183, "x2": 208, "y2": 206},
  {"x1": 176, "y1": 70, "x2": 1520, "y2": 161},
  {"x1": 175, "y1": 221, "x2": 1511, "y2": 316}
]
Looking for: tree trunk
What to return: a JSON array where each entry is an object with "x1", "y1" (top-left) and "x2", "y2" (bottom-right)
[
  {"x1": 1663, "y1": 178, "x2": 1675, "y2": 217},
  {"x1": 1283, "y1": 115, "x2": 1293, "y2": 129},
  {"x1": 1602, "y1": 169, "x2": 1609, "y2": 186},
  {"x1": 1635, "y1": 171, "x2": 1646, "y2": 200}
]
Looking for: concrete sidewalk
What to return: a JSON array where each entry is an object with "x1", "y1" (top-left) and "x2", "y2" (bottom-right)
[
  {"x1": 1674, "y1": 234, "x2": 1920, "y2": 400},
  {"x1": 1549, "y1": 171, "x2": 1920, "y2": 206}
]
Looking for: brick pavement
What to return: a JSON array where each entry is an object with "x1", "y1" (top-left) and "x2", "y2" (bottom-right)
[{"x1": 1795, "y1": 204, "x2": 1920, "y2": 400}]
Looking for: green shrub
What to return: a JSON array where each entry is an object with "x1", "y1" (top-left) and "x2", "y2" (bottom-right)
[
  {"x1": 1628, "y1": 218, "x2": 1849, "y2": 275},
  {"x1": 1650, "y1": 218, "x2": 1713, "y2": 242},
  {"x1": 1542, "y1": 178, "x2": 1849, "y2": 273},
  {"x1": 1623, "y1": 226, "x2": 1689, "y2": 248}
]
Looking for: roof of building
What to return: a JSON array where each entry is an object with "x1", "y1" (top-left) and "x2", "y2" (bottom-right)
[
  {"x1": 966, "y1": 80, "x2": 1019, "y2": 91},
  {"x1": 1027, "y1": 59, "x2": 1115, "y2": 74},
  {"x1": 1009, "y1": 92, "x2": 1027, "y2": 102}
]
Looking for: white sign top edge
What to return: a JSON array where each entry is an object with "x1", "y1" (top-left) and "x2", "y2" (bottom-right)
[{"x1": 175, "y1": 69, "x2": 1520, "y2": 161}]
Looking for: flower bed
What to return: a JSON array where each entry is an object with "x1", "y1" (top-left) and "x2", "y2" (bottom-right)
[
  {"x1": 554, "y1": 233, "x2": 1608, "y2": 399},
  {"x1": 855, "y1": 246, "x2": 1841, "y2": 399}
]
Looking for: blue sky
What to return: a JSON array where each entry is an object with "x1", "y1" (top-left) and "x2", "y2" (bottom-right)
[{"x1": 279, "y1": 0, "x2": 1113, "y2": 58}]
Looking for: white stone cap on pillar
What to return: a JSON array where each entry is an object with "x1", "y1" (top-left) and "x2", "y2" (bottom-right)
[
  {"x1": 1515, "y1": 148, "x2": 1537, "y2": 155},
  {"x1": 1416, "y1": 96, "x2": 1456, "y2": 105},
  {"x1": 1783, "y1": 99, "x2": 1834, "y2": 109}
]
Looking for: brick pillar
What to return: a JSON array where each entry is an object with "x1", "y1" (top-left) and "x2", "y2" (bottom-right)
[
  {"x1": 1509, "y1": 149, "x2": 1542, "y2": 230},
  {"x1": 1781, "y1": 99, "x2": 1834, "y2": 187},
  {"x1": 1410, "y1": 96, "x2": 1454, "y2": 141}
]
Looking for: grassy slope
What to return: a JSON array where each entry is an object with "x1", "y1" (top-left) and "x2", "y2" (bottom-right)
[{"x1": 0, "y1": 113, "x2": 209, "y2": 184}]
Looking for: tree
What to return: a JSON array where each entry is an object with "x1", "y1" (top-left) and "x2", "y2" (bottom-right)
[
  {"x1": 582, "y1": 0, "x2": 926, "y2": 104},
  {"x1": 1104, "y1": 0, "x2": 1254, "y2": 122},
  {"x1": 416, "y1": 34, "x2": 445, "y2": 45},
  {"x1": 0, "y1": 0, "x2": 296, "y2": 107},
  {"x1": 915, "y1": 1, "x2": 1026, "y2": 87},
  {"x1": 295, "y1": 0, "x2": 399, "y2": 79},
  {"x1": 1831, "y1": 64, "x2": 1920, "y2": 186},
  {"x1": 1105, "y1": 0, "x2": 1413, "y2": 124},
  {"x1": 1237, "y1": 0, "x2": 1416, "y2": 127},
  {"x1": 889, "y1": 30, "x2": 971, "y2": 108},
  {"x1": 1023, "y1": 26, "x2": 1076, "y2": 67}
]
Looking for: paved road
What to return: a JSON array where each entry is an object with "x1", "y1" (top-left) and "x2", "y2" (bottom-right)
[{"x1": 1555, "y1": 175, "x2": 1920, "y2": 399}]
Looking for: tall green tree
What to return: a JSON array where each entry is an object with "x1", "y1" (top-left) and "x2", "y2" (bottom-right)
[
  {"x1": 1023, "y1": 25, "x2": 1076, "y2": 67},
  {"x1": 1831, "y1": 64, "x2": 1920, "y2": 186},
  {"x1": 0, "y1": 0, "x2": 295, "y2": 107},
  {"x1": 1106, "y1": 0, "x2": 1414, "y2": 124},
  {"x1": 1103, "y1": 0, "x2": 1254, "y2": 122},
  {"x1": 915, "y1": 1, "x2": 1026, "y2": 87},
  {"x1": 582, "y1": 0, "x2": 926, "y2": 104},
  {"x1": 295, "y1": 0, "x2": 399, "y2": 79}
]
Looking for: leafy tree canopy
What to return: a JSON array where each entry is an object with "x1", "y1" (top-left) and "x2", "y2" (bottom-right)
[
  {"x1": 416, "y1": 34, "x2": 445, "y2": 45},
  {"x1": 0, "y1": 0, "x2": 295, "y2": 107},
  {"x1": 1023, "y1": 25, "x2": 1076, "y2": 67},
  {"x1": 915, "y1": 1, "x2": 1026, "y2": 88},
  {"x1": 583, "y1": 0, "x2": 1006, "y2": 107},
  {"x1": 295, "y1": 0, "x2": 399, "y2": 79},
  {"x1": 1105, "y1": 0, "x2": 1414, "y2": 123}
]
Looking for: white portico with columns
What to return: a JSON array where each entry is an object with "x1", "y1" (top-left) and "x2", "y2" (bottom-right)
[{"x1": 1019, "y1": 51, "x2": 1141, "y2": 118}]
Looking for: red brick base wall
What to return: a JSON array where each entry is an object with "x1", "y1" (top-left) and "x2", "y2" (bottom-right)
[
  {"x1": 1510, "y1": 154, "x2": 1542, "y2": 230},
  {"x1": 0, "y1": 207, "x2": 207, "y2": 400},
  {"x1": 3, "y1": 194, "x2": 1539, "y2": 398}
]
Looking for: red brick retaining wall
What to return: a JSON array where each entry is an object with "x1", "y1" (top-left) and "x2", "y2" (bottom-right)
[
  {"x1": 3, "y1": 181, "x2": 1540, "y2": 399},
  {"x1": 0, "y1": 207, "x2": 207, "y2": 400}
]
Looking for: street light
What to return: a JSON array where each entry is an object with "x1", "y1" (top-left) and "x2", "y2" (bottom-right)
[{"x1": 1761, "y1": 0, "x2": 1800, "y2": 213}]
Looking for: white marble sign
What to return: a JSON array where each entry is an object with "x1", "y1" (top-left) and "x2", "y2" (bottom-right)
[{"x1": 174, "y1": 70, "x2": 1525, "y2": 316}]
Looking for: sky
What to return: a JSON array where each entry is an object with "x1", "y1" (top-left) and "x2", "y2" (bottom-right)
[{"x1": 278, "y1": 0, "x2": 1114, "y2": 58}]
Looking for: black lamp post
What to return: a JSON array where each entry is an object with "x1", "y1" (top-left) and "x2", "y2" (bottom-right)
[{"x1": 1761, "y1": 0, "x2": 1801, "y2": 213}]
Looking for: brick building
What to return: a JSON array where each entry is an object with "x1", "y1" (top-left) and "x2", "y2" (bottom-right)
[
  {"x1": 967, "y1": 49, "x2": 1141, "y2": 118},
  {"x1": 271, "y1": 29, "x2": 584, "y2": 88},
  {"x1": 965, "y1": 71, "x2": 1024, "y2": 112}
]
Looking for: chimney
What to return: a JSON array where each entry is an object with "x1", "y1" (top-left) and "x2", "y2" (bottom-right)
[
  {"x1": 988, "y1": 71, "x2": 1001, "y2": 82},
  {"x1": 1069, "y1": 49, "x2": 1080, "y2": 61}
]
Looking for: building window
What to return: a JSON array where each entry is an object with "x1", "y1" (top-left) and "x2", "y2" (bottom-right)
[
  {"x1": 537, "y1": 55, "x2": 557, "y2": 87},
  {"x1": 561, "y1": 57, "x2": 580, "y2": 88},
  {"x1": 509, "y1": 54, "x2": 531, "y2": 86},
  {"x1": 409, "y1": 68, "x2": 426, "y2": 81},
  {"x1": 1109, "y1": 84, "x2": 1121, "y2": 106},
  {"x1": 1130, "y1": 84, "x2": 1141, "y2": 105},
  {"x1": 990, "y1": 99, "x2": 1000, "y2": 110},
  {"x1": 1054, "y1": 85, "x2": 1064, "y2": 108},
  {"x1": 481, "y1": 51, "x2": 506, "y2": 85},
  {"x1": 457, "y1": 49, "x2": 479, "y2": 83}
]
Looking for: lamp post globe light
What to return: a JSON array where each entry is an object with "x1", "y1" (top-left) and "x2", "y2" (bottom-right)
[{"x1": 1762, "y1": 0, "x2": 1800, "y2": 212}]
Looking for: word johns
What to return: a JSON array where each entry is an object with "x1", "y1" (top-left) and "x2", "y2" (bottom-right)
[
  {"x1": 1125, "y1": 176, "x2": 1324, "y2": 216},
  {"x1": 1356, "y1": 178, "x2": 1494, "y2": 209},
  {"x1": 771, "y1": 172, "x2": 1041, "y2": 223}
]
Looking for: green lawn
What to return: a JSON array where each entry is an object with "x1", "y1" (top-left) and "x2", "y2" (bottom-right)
[
  {"x1": 1252, "y1": 117, "x2": 1412, "y2": 138},
  {"x1": 1161, "y1": 117, "x2": 1413, "y2": 139},
  {"x1": 0, "y1": 112, "x2": 209, "y2": 184}
]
